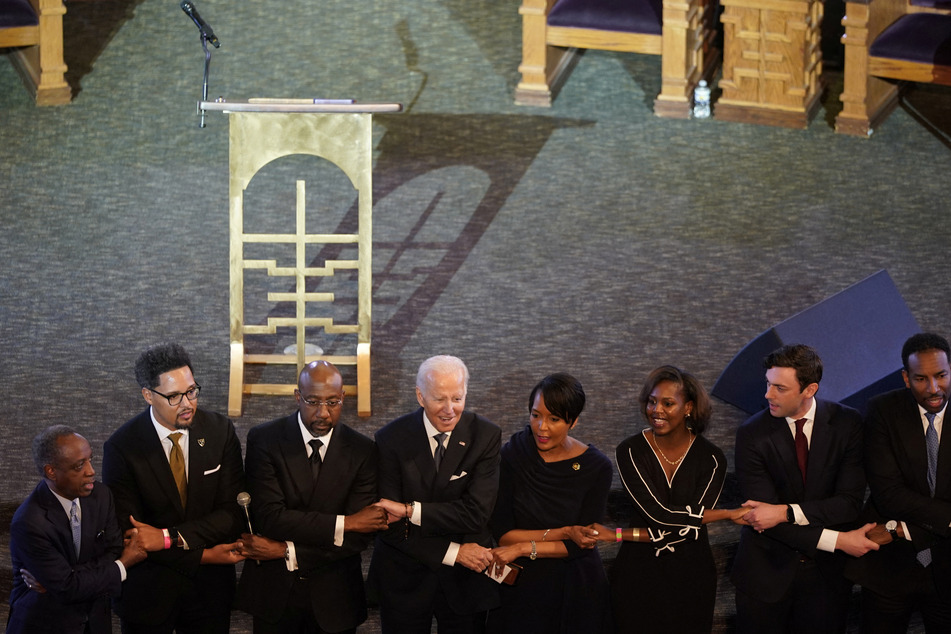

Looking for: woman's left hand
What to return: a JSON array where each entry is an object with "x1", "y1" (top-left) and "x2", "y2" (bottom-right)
[
  {"x1": 564, "y1": 524, "x2": 599, "y2": 549},
  {"x1": 489, "y1": 544, "x2": 525, "y2": 577}
]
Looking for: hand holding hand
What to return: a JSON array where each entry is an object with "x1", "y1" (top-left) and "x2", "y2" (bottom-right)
[
  {"x1": 488, "y1": 544, "x2": 522, "y2": 578},
  {"x1": 591, "y1": 523, "x2": 616, "y2": 542},
  {"x1": 730, "y1": 506, "x2": 753, "y2": 526},
  {"x1": 742, "y1": 500, "x2": 788, "y2": 532},
  {"x1": 128, "y1": 516, "x2": 167, "y2": 551},
  {"x1": 201, "y1": 542, "x2": 247, "y2": 565},
  {"x1": 865, "y1": 523, "x2": 893, "y2": 546},
  {"x1": 835, "y1": 523, "x2": 881, "y2": 557},
  {"x1": 345, "y1": 505, "x2": 390, "y2": 533},
  {"x1": 374, "y1": 498, "x2": 408, "y2": 524},
  {"x1": 455, "y1": 542, "x2": 493, "y2": 572},
  {"x1": 236, "y1": 533, "x2": 286, "y2": 560},
  {"x1": 564, "y1": 524, "x2": 599, "y2": 549},
  {"x1": 119, "y1": 527, "x2": 148, "y2": 568}
]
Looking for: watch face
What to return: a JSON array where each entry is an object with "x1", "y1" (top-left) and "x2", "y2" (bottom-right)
[{"x1": 885, "y1": 520, "x2": 897, "y2": 532}]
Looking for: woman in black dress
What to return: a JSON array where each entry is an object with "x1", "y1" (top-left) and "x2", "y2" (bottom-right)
[
  {"x1": 487, "y1": 373, "x2": 613, "y2": 633},
  {"x1": 596, "y1": 365, "x2": 747, "y2": 633}
]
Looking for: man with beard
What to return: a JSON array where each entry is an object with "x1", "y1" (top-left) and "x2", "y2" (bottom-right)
[
  {"x1": 235, "y1": 360, "x2": 387, "y2": 633},
  {"x1": 852, "y1": 333, "x2": 951, "y2": 632},
  {"x1": 103, "y1": 342, "x2": 245, "y2": 633}
]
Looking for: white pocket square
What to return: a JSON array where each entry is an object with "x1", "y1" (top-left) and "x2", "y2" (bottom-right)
[
  {"x1": 449, "y1": 471, "x2": 468, "y2": 481},
  {"x1": 203, "y1": 464, "x2": 221, "y2": 475}
]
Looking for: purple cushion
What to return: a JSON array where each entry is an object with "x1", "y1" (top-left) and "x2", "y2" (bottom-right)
[
  {"x1": 870, "y1": 14, "x2": 951, "y2": 66},
  {"x1": 548, "y1": 0, "x2": 663, "y2": 36},
  {"x1": 0, "y1": 0, "x2": 38, "y2": 28}
]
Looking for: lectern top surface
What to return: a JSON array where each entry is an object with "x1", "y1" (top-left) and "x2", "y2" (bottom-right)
[{"x1": 199, "y1": 98, "x2": 403, "y2": 113}]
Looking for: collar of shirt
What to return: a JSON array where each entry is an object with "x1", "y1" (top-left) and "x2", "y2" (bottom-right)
[
  {"x1": 46, "y1": 481, "x2": 80, "y2": 521},
  {"x1": 421, "y1": 411, "x2": 452, "y2": 458},
  {"x1": 917, "y1": 402, "x2": 947, "y2": 439},
  {"x1": 150, "y1": 407, "x2": 190, "y2": 466},
  {"x1": 785, "y1": 397, "x2": 818, "y2": 446},
  {"x1": 297, "y1": 413, "x2": 334, "y2": 460}
]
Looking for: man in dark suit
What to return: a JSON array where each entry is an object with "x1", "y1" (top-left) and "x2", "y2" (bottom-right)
[
  {"x1": 102, "y1": 342, "x2": 246, "y2": 634},
  {"x1": 731, "y1": 343, "x2": 879, "y2": 634},
  {"x1": 852, "y1": 332, "x2": 951, "y2": 632},
  {"x1": 368, "y1": 355, "x2": 501, "y2": 633},
  {"x1": 234, "y1": 360, "x2": 388, "y2": 634},
  {"x1": 8, "y1": 425, "x2": 147, "y2": 634}
]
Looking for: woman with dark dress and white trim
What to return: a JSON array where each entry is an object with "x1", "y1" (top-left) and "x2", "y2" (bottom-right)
[
  {"x1": 487, "y1": 373, "x2": 613, "y2": 633},
  {"x1": 595, "y1": 365, "x2": 748, "y2": 633}
]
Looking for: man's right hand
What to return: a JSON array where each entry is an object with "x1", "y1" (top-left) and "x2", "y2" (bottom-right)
[
  {"x1": 19, "y1": 568, "x2": 46, "y2": 593},
  {"x1": 119, "y1": 527, "x2": 148, "y2": 569},
  {"x1": 127, "y1": 516, "x2": 167, "y2": 551},
  {"x1": 835, "y1": 523, "x2": 881, "y2": 557},
  {"x1": 200, "y1": 542, "x2": 247, "y2": 565},
  {"x1": 344, "y1": 505, "x2": 390, "y2": 533},
  {"x1": 455, "y1": 543, "x2": 493, "y2": 572}
]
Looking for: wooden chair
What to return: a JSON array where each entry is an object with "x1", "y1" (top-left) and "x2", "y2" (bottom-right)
[
  {"x1": 515, "y1": 0, "x2": 720, "y2": 118},
  {"x1": 835, "y1": 0, "x2": 951, "y2": 136},
  {"x1": 0, "y1": 0, "x2": 70, "y2": 105}
]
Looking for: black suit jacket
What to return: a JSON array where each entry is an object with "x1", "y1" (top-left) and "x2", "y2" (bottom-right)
[
  {"x1": 7, "y1": 481, "x2": 123, "y2": 634},
  {"x1": 847, "y1": 388, "x2": 951, "y2": 596},
  {"x1": 102, "y1": 407, "x2": 245, "y2": 625},
  {"x1": 731, "y1": 398, "x2": 865, "y2": 602},
  {"x1": 367, "y1": 409, "x2": 501, "y2": 616},
  {"x1": 235, "y1": 415, "x2": 378, "y2": 631}
]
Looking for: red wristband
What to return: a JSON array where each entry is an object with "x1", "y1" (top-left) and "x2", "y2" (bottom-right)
[
  {"x1": 162, "y1": 528, "x2": 171, "y2": 549},
  {"x1": 616, "y1": 528, "x2": 623, "y2": 543}
]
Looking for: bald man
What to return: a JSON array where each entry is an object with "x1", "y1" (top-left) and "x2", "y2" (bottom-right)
[{"x1": 236, "y1": 361, "x2": 386, "y2": 634}]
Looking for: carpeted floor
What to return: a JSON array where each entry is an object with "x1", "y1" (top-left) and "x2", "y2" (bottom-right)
[{"x1": 1, "y1": 0, "x2": 949, "y2": 630}]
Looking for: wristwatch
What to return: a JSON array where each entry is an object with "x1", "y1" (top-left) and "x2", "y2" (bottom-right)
[
  {"x1": 786, "y1": 505, "x2": 795, "y2": 524},
  {"x1": 168, "y1": 527, "x2": 180, "y2": 546},
  {"x1": 529, "y1": 540, "x2": 537, "y2": 560},
  {"x1": 885, "y1": 520, "x2": 898, "y2": 538}
]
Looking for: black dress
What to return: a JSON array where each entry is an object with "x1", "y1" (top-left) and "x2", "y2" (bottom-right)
[
  {"x1": 488, "y1": 426, "x2": 613, "y2": 634},
  {"x1": 611, "y1": 431, "x2": 727, "y2": 633}
]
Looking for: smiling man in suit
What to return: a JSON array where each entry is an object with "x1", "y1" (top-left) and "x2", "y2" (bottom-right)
[
  {"x1": 7, "y1": 426, "x2": 147, "y2": 634},
  {"x1": 369, "y1": 355, "x2": 501, "y2": 633},
  {"x1": 731, "y1": 343, "x2": 879, "y2": 634},
  {"x1": 234, "y1": 360, "x2": 388, "y2": 634},
  {"x1": 854, "y1": 332, "x2": 951, "y2": 632},
  {"x1": 102, "y1": 342, "x2": 246, "y2": 634}
]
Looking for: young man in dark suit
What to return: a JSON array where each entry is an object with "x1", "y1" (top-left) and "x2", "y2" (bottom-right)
[
  {"x1": 731, "y1": 344, "x2": 879, "y2": 634},
  {"x1": 8, "y1": 426, "x2": 147, "y2": 634},
  {"x1": 854, "y1": 332, "x2": 951, "y2": 632},
  {"x1": 234, "y1": 360, "x2": 388, "y2": 634},
  {"x1": 369, "y1": 355, "x2": 501, "y2": 633},
  {"x1": 102, "y1": 342, "x2": 246, "y2": 634}
]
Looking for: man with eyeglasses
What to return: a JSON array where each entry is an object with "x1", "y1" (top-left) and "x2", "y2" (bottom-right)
[
  {"x1": 102, "y1": 342, "x2": 246, "y2": 634},
  {"x1": 234, "y1": 360, "x2": 387, "y2": 634}
]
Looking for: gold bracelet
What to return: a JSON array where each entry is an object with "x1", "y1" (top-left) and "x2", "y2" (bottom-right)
[
  {"x1": 632, "y1": 528, "x2": 640, "y2": 541},
  {"x1": 542, "y1": 528, "x2": 551, "y2": 541}
]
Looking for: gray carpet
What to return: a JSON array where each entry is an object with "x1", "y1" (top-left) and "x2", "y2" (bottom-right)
[{"x1": 1, "y1": 0, "x2": 950, "y2": 630}]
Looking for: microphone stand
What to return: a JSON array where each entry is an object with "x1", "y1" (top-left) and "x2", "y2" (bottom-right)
[{"x1": 197, "y1": 31, "x2": 213, "y2": 128}]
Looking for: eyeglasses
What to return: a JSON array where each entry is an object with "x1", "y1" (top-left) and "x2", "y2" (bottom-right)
[
  {"x1": 297, "y1": 395, "x2": 343, "y2": 409},
  {"x1": 149, "y1": 385, "x2": 201, "y2": 406}
]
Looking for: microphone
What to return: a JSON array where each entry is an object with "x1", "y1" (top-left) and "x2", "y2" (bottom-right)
[
  {"x1": 180, "y1": 0, "x2": 220, "y2": 48},
  {"x1": 237, "y1": 491, "x2": 253, "y2": 533}
]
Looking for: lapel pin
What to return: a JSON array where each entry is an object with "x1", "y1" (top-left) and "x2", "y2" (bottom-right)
[
  {"x1": 459, "y1": 441, "x2": 466, "y2": 446},
  {"x1": 572, "y1": 462, "x2": 580, "y2": 471},
  {"x1": 198, "y1": 438, "x2": 205, "y2": 447}
]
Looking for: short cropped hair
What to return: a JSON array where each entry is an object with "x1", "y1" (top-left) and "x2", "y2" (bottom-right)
[
  {"x1": 901, "y1": 333, "x2": 951, "y2": 371},
  {"x1": 764, "y1": 344, "x2": 823, "y2": 392},
  {"x1": 134, "y1": 342, "x2": 193, "y2": 389},
  {"x1": 416, "y1": 355, "x2": 469, "y2": 395},
  {"x1": 638, "y1": 366, "x2": 713, "y2": 435},
  {"x1": 32, "y1": 425, "x2": 78, "y2": 476},
  {"x1": 528, "y1": 373, "x2": 586, "y2": 425}
]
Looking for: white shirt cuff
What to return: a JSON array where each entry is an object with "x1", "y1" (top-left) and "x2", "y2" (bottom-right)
[
  {"x1": 334, "y1": 515, "x2": 345, "y2": 547},
  {"x1": 115, "y1": 560, "x2": 127, "y2": 581},
  {"x1": 443, "y1": 541, "x2": 460, "y2": 567},
  {"x1": 285, "y1": 540, "x2": 298, "y2": 571},
  {"x1": 411, "y1": 501, "x2": 422, "y2": 526},
  {"x1": 818, "y1": 528, "x2": 838, "y2": 553},
  {"x1": 790, "y1": 504, "x2": 807, "y2": 525},
  {"x1": 901, "y1": 521, "x2": 912, "y2": 541}
]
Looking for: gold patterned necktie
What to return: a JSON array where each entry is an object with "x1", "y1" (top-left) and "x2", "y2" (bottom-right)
[{"x1": 169, "y1": 432, "x2": 187, "y2": 508}]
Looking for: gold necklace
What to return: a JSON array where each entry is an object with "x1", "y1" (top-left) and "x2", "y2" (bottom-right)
[{"x1": 652, "y1": 432, "x2": 695, "y2": 466}]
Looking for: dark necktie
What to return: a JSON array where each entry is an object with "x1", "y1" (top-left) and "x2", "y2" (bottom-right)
[
  {"x1": 70, "y1": 500, "x2": 81, "y2": 558},
  {"x1": 918, "y1": 412, "x2": 939, "y2": 567},
  {"x1": 309, "y1": 438, "x2": 323, "y2": 483},
  {"x1": 434, "y1": 433, "x2": 447, "y2": 472},
  {"x1": 794, "y1": 418, "x2": 809, "y2": 486},
  {"x1": 169, "y1": 432, "x2": 187, "y2": 508}
]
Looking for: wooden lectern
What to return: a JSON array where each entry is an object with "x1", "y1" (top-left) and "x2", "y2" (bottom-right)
[{"x1": 200, "y1": 99, "x2": 402, "y2": 417}]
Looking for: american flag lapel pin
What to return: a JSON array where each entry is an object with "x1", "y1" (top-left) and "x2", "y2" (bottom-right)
[{"x1": 198, "y1": 438, "x2": 205, "y2": 447}]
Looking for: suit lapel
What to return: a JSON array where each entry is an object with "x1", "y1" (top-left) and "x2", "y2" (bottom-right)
[
  {"x1": 137, "y1": 414, "x2": 186, "y2": 516},
  {"x1": 766, "y1": 416, "x2": 805, "y2": 499},
  {"x1": 410, "y1": 411, "x2": 439, "y2": 489},
  {"x1": 280, "y1": 414, "x2": 315, "y2": 503},
  {"x1": 38, "y1": 482, "x2": 77, "y2": 564},
  {"x1": 805, "y1": 400, "x2": 832, "y2": 495},
  {"x1": 313, "y1": 425, "x2": 352, "y2": 502},
  {"x1": 896, "y1": 396, "x2": 931, "y2": 495},
  {"x1": 438, "y1": 412, "x2": 472, "y2": 483}
]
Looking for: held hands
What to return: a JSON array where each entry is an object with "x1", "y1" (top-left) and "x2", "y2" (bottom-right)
[
  {"x1": 455, "y1": 542, "x2": 494, "y2": 572},
  {"x1": 127, "y1": 516, "x2": 167, "y2": 551},
  {"x1": 835, "y1": 523, "x2": 881, "y2": 557},
  {"x1": 200, "y1": 541, "x2": 247, "y2": 565},
  {"x1": 563, "y1": 524, "x2": 599, "y2": 549},
  {"x1": 592, "y1": 522, "x2": 617, "y2": 542},
  {"x1": 730, "y1": 506, "x2": 753, "y2": 526},
  {"x1": 374, "y1": 498, "x2": 408, "y2": 524},
  {"x1": 236, "y1": 533, "x2": 286, "y2": 561},
  {"x1": 742, "y1": 501, "x2": 789, "y2": 532},
  {"x1": 488, "y1": 544, "x2": 523, "y2": 577},
  {"x1": 865, "y1": 523, "x2": 893, "y2": 546},
  {"x1": 344, "y1": 504, "x2": 390, "y2": 533},
  {"x1": 119, "y1": 527, "x2": 148, "y2": 568}
]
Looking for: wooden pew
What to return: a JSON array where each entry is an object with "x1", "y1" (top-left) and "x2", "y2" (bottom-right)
[{"x1": 0, "y1": 0, "x2": 70, "y2": 105}]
